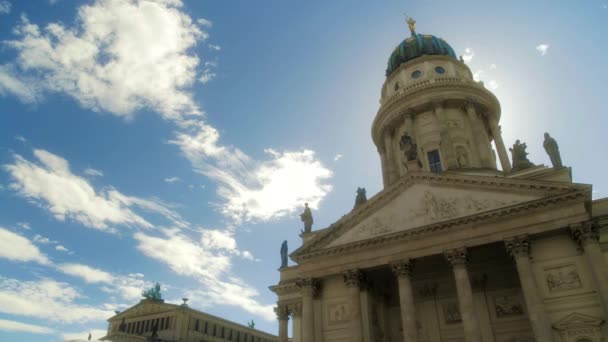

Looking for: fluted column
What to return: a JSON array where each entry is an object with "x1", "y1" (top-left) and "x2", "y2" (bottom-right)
[
  {"x1": 434, "y1": 101, "x2": 458, "y2": 169},
  {"x1": 505, "y1": 235, "x2": 554, "y2": 341},
  {"x1": 445, "y1": 248, "x2": 481, "y2": 342},
  {"x1": 275, "y1": 305, "x2": 289, "y2": 342},
  {"x1": 384, "y1": 129, "x2": 398, "y2": 184},
  {"x1": 391, "y1": 259, "x2": 418, "y2": 342},
  {"x1": 465, "y1": 103, "x2": 492, "y2": 167},
  {"x1": 291, "y1": 303, "x2": 302, "y2": 342},
  {"x1": 379, "y1": 148, "x2": 389, "y2": 188},
  {"x1": 489, "y1": 119, "x2": 511, "y2": 172},
  {"x1": 298, "y1": 278, "x2": 317, "y2": 342},
  {"x1": 571, "y1": 222, "x2": 608, "y2": 315},
  {"x1": 343, "y1": 269, "x2": 364, "y2": 342}
]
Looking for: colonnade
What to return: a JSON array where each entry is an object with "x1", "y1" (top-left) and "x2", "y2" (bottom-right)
[{"x1": 276, "y1": 221, "x2": 607, "y2": 342}]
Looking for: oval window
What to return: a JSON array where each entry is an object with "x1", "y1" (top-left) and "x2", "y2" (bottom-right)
[
  {"x1": 411, "y1": 70, "x2": 422, "y2": 79},
  {"x1": 435, "y1": 66, "x2": 446, "y2": 74}
]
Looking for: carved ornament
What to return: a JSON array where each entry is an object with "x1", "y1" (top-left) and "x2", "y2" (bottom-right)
[
  {"x1": 342, "y1": 269, "x2": 364, "y2": 288},
  {"x1": 570, "y1": 221, "x2": 599, "y2": 247},
  {"x1": 391, "y1": 259, "x2": 414, "y2": 278},
  {"x1": 505, "y1": 235, "x2": 531, "y2": 258},
  {"x1": 444, "y1": 247, "x2": 468, "y2": 266}
]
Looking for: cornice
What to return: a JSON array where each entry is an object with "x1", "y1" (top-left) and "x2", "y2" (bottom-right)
[
  {"x1": 291, "y1": 172, "x2": 590, "y2": 261},
  {"x1": 292, "y1": 184, "x2": 589, "y2": 263}
]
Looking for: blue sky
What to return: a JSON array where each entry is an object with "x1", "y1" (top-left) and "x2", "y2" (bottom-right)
[{"x1": 0, "y1": 0, "x2": 607, "y2": 341}]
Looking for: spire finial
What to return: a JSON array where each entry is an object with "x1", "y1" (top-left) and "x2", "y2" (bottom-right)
[{"x1": 405, "y1": 15, "x2": 416, "y2": 36}]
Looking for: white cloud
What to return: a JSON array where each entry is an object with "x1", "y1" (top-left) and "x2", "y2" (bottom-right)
[
  {"x1": 0, "y1": 319, "x2": 54, "y2": 334},
  {"x1": 57, "y1": 263, "x2": 150, "y2": 301},
  {"x1": 83, "y1": 167, "x2": 104, "y2": 177},
  {"x1": 171, "y1": 124, "x2": 332, "y2": 222},
  {"x1": 33, "y1": 234, "x2": 58, "y2": 245},
  {"x1": 3, "y1": 0, "x2": 205, "y2": 120},
  {"x1": 536, "y1": 43, "x2": 550, "y2": 56},
  {"x1": 208, "y1": 44, "x2": 221, "y2": 51},
  {"x1": 58, "y1": 263, "x2": 113, "y2": 284},
  {"x1": 489, "y1": 63, "x2": 497, "y2": 70},
  {"x1": 0, "y1": 277, "x2": 113, "y2": 323},
  {"x1": 199, "y1": 69, "x2": 216, "y2": 84},
  {"x1": 0, "y1": 65, "x2": 39, "y2": 103},
  {"x1": 16, "y1": 221, "x2": 31, "y2": 230},
  {"x1": 0, "y1": 1, "x2": 10, "y2": 14},
  {"x1": 5, "y1": 149, "x2": 186, "y2": 232},
  {"x1": 197, "y1": 18, "x2": 212, "y2": 27},
  {"x1": 63, "y1": 329, "x2": 107, "y2": 341},
  {"x1": 15, "y1": 135, "x2": 27, "y2": 143},
  {"x1": 0, "y1": 227, "x2": 49, "y2": 264},
  {"x1": 461, "y1": 48, "x2": 474, "y2": 63},
  {"x1": 487, "y1": 80, "x2": 499, "y2": 90},
  {"x1": 333, "y1": 154, "x2": 343, "y2": 161},
  {"x1": 134, "y1": 229, "x2": 274, "y2": 320},
  {"x1": 164, "y1": 176, "x2": 180, "y2": 183}
]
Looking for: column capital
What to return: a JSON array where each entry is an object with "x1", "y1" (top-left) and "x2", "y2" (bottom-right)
[
  {"x1": 570, "y1": 221, "x2": 600, "y2": 247},
  {"x1": 444, "y1": 247, "x2": 468, "y2": 266},
  {"x1": 296, "y1": 278, "x2": 319, "y2": 297},
  {"x1": 391, "y1": 259, "x2": 414, "y2": 278},
  {"x1": 275, "y1": 304, "x2": 290, "y2": 321},
  {"x1": 342, "y1": 269, "x2": 364, "y2": 288},
  {"x1": 505, "y1": 235, "x2": 531, "y2": 258},
  {"x1": 289, "y1": 303, "x2": 302, "y2": 318}
]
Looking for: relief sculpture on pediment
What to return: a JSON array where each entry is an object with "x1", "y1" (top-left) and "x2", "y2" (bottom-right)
[{"x1": 411, "y1": 190, "x2": 516, "y2": 224}]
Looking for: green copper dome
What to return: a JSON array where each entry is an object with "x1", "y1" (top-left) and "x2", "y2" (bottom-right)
[{"x1": 386, "y1": 18, "x2": 457, "y2": 77}]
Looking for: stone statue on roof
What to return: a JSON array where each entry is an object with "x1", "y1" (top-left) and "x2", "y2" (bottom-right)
[
  {"x1": 280, "y1": 240, "x2": 288, "y2": 269},
  {"x1": 510, "y1": 140, "x2": 535, "y2": 170},
  {"x1": 543, "y1": 132, "x2": 563, "y2": 168},
  {"x1": 142, "y1": 283, "x2": 162, "y2": 301},
  {"x1": 354, "y1": 187, "x2": 367, "y2": 209},
  {"x1": 300, "y1": 203, "x2": 313, "y2": 234}
]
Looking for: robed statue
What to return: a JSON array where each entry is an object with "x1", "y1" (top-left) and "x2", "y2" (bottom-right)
[
  {"x1": 299, "y1": 203, "x2": 313, "y2": 234},
  {"x1": 399, "y1": 133, "x2": 418, "y2": 162},
  {"x1": 543, "y1": 133, "x2": 563, "y2": 168},
  {"x1": 354, "y1": 187, "x2": 367, "y2": 209},
  {"x1": 280, "y1": 240, "x2": 288, "y2": 269},
  {"x1": 510, "y1": 140, "x2": 535, "y2": 170}
]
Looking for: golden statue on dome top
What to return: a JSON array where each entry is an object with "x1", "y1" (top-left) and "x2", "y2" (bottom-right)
[{"x1": 406, "y1": 16, "x2": 416, "y2": 34}]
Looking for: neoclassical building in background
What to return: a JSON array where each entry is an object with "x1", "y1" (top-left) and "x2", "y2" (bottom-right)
[{"x1": 271, "y1": 19, "x2": 608, "y2": 342}]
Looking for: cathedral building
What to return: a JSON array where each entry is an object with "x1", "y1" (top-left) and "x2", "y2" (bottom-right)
[{"x1": 270, "y1": 18, "x2": 608, "y2": 342}]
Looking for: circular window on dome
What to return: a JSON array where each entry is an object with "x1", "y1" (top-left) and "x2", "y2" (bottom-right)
[
  {"x1": 411, "y1": 70, "x2": 422, "y2": 79},
  {"x1": 435, "y1": 66, "x2": 446, "y2": 74}
]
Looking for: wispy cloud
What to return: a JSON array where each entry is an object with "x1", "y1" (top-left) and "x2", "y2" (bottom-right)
[
  {"x1": 164, "y1": 176, "x2": 180, "y2": 183},
  {"x1": 0, "y1": 227, "x2": 50, "y2": 265},
  {"x1": 57, "y1": 263, "x2": 149, "y2": 300},
  {"x1": 0, "y1": 277, "x2": 113, "y2": 324},
  {"x1": 5, "y1": 148, "x2": 187, "y2": 232},
  {"x1": 135, "y1": 228, "x2": 274, "y2": 320},
  {"x1": 83, "y1": 167, "x2": 103, "y2": 177},
  {"x1": 208, "y1": 44, "x2": 221, "y2": 51},
  {"x1": 197, "y1": 18, "x2": 213, "y2": 28},
  {"x1": 461, "y1": 48, "x2": 474, "y2": 63},
  {"x1": 0, "y1": 319, "x2": 53, "y2": 334},
  {"x1": 536, "y1": 43, "x2": 550, "y2": 56},
  {"x1": 333, "y1": 154, "x2": 343, "y2": 162},
  {"x1": 0, "y1": 1, "x2": 10, "y2": 14}
]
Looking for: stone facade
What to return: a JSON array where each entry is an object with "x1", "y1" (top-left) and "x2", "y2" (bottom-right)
[
  {"x1": 271, "y1": 22, "x2": 608, "y2": 342},
  {"x1": 101, "y1": 299, "x2": 277, "y2": 342}
]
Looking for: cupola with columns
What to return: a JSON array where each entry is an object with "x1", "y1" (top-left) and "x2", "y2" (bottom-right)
[{"x1": 372, "y1": 17, "x2": 511, "y2": 188}]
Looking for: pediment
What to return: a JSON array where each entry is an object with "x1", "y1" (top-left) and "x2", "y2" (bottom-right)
[
  {"x1": 112, "y1": 300, "x2": 175, "y2": 321},
  {"x1": 553, "y1": 312, "x2": 604, "y2": 330},
  {"x1": 293, "y1": 172, "x2": 589, "y2": 259}
]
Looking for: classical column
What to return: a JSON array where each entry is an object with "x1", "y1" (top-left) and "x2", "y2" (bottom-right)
[
  {"x1": 505, "y1": 235, "x2": 554, "y2": 341},
  {"x1": 378, "y1": 148, "x2": 389, "y2": 188},
  {"x1": 343, "y1": 269, "x2": 364, "y2": 342},
  {"x1": 275, "y1": 305, "x2": 289, "y2": 342},
  {"x1": 434, "y1": 101, "x2": 459, "y2": 169},
  {"x1": 291, "y1": 303, "x2": 302, "y2": 342},
  {"x1": 465, "y1": 103, "x2": 492, "y2": 168},
  {"x1": 384, "y1": 129, "x2": 398, "y2": 184},
  {"x1": 298, "y1": 278, "x2": 317, "y2": 342},
  {"x1": 488, "y1": 119, "x2": 511, "y2": 173},
  {"x1": 391, "y1": 259, "x2": 418, "y2": 342},
  {"x1": 462, "y1": 102, "x2": 481, "y2": 167},
  {"x1": 571, "y1": 222, "x2": 608, "y2": 315},
  {"x1": 445, "y1": 248, "x2": 482, "y2": 342}
]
